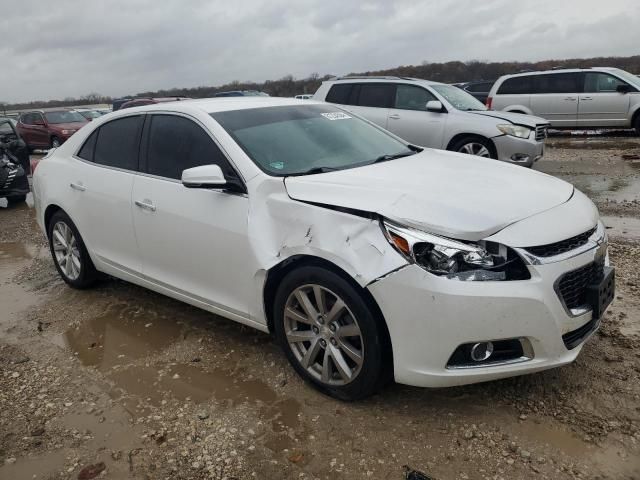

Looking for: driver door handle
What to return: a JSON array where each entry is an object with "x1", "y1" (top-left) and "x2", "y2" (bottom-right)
[
  {"x1": 389, "y1": 114, "x2": 401, "y2": 120},
  {"x1": 70, "y1": 182, "x2": 86, "y2": 192},
  {"x1": 135, "y1": 200, "x2": 156, "y2": 212}
]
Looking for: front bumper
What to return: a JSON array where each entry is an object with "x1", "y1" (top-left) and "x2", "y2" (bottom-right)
[
  {"x1": 492, "y1": 134, "x2": 544, "y2": 167},
  {"x1": 367, "y1": 239, "x2": 608, "y2": 388}
]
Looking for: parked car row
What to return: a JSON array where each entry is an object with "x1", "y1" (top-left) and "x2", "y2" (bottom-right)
[{"x1": 32, "y1": 97, "x2": 615, "y2": 399}]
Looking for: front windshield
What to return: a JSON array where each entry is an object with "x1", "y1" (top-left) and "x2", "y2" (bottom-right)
[
  {"x1": 0, "y1": 120, "x2": 15, "y2": 135},
  {"x1": 609, "y1": 69, "x2": 640, "y2": 88},
  {"x1": 431, "y1": 84, "x2": 487, "y2": 111},
  {"x1": 79, "y1": 110, "x2": 102, "y2": 119},
  {"x1": 44, "y1": 111, "x2": 86, "y2": 124},
  {"x1": 212, "y1": 105, "x2": 413, "y2": 176}
]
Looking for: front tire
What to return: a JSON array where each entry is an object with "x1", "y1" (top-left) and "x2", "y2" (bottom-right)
[
  {"x1": 634, "y1": 115, "x2": 640, "y2": 136},
  {"x1": 450, "y1": 136, "x2": 495, "y2": 158},
  {"x1": 47, "y1": 211, "x2": 98, "y2": 288},
  {"x1": 273, "y1": 266, "x2": 385, "y2": 401}
]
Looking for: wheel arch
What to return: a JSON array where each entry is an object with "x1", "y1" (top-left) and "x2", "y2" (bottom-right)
[
  {"x1": 631, "y1": 105, "x2": 640, "y2": 131},
  {"x1": 44, "y1": 204, "x2": 64, "y2": 235},
  {"x1": 503, "y1": 105, "x2": 533, "y2": 115},
  {"x1": 446, "y1": 133, "x2": 498, "y2": 158},
  {"x1": 262, "y1": 254, "x2": 394, "y2": 374}
]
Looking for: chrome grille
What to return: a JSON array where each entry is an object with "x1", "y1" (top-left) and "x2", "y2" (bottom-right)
[
  {"x1": 525, "y1": 227, "x2": 596, "y2": 258},
  {"x1": 557, "y1": 261, "x2": 604, "y2": 310},
  {"x1": 535, "y1": 125, "x2": 547, "y2": 142}
]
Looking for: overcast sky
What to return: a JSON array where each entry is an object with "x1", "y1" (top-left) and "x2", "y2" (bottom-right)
[{"x1": 1, "y1": 0, "x2": 639, "y2": 103}]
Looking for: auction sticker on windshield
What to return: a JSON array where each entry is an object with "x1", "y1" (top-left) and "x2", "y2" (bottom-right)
[{"x1": 321, "y1": 112, "x2": 352, "y2": 120}]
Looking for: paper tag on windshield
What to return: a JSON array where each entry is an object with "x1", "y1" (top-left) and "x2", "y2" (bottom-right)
[{"x1": 321, "y1": 112, "x2": 352, "y2": 121}]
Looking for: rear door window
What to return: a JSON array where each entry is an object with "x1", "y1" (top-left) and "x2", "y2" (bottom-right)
[
  {"x1": 77, "y1": 130, "x2": 98, "y2": 161},
  {"x1": 145, "y1": 114, "x2": 235, "y2": 181},
  {"x1": 93, "y1": 115, "x2": 144, "y2": 171},
  {"x1": 497, "y1": 76, "x2": 533, "y2": 95},
  {"x1": 394, "y1": 85, "x2": 436, "y2": 111},
  {"x1": 356, "y1": 84, "x2": 395, "y2": 108},
  {"x1": 325, "y1": 84, "x2": 353, "y2": 104},
  {"x1": 584, "y1": 72, "x2": 628, "y2": 93},
  {"x1": 535, "y1": 73, "x2": 582, "y2": 94}
]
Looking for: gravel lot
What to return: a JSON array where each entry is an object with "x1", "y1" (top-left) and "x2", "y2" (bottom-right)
[{"x1": 1, "y1": 136, "x2": 640, "y2": 480}]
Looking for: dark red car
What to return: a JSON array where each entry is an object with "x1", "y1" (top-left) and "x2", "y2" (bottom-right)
[{"x1": 17, "y1": 109, "x2": 88, "y2": 150}]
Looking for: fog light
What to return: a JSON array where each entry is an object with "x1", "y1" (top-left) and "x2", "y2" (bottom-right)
[
  {"x1": 470, "y1": 342, "x2": 494, "y2": 362},
  {"x1": 510, "y1": 153, "x2": 530, "y2": 162}
]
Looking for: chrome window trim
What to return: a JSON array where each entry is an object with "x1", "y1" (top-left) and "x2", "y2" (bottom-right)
[{"x1": 71, "y1": 110, "x2": 248, "y2": 194}]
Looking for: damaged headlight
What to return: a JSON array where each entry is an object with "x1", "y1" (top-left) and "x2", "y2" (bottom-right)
[
  {"x1": 381, "y1": 219, "x2": 530, "y2": 281},
  {"x1": 497, "y1": 124, "x2": 532, "y2": 139}
]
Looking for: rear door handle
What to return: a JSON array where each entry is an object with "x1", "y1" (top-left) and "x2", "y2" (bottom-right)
[
  {"x1": 135, "y1": 200, "x2": 156, "y2": 212},
  {"x1": 70, "y1": 182, "x2": 86, "y2": 192},
  {"x1": 389, "y1": 114, "x2": 401, "y2": 120},
  {"x1": 580, "y1": 97, "x2": 593, "y2": 101},
  {"x1": 564, "y1": 97, "x2": 577, "y2": 101}
]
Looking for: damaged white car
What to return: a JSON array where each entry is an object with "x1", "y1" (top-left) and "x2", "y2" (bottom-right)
[{"x1": 33, "y1": 98, "x2": 615, "y2": 400}]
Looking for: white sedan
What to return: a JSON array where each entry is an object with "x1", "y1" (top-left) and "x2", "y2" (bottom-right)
[{"x1": 33, "y1": 97, "x2": 614, "y2": 400}]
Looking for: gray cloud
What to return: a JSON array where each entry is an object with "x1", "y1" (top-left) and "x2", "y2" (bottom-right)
[{"x1": 1, "y1": 0, "x2": 638, "y2": 103}]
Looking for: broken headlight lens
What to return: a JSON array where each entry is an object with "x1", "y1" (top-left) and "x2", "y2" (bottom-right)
[
  {"x1": 381, "y1": 219, "x2": 529, "y2": 281},
  {"x1": 497, "y1": 124, "x2": 532, "y2": 139}
]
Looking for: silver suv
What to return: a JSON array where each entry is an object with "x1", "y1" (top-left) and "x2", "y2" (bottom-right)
[
  {"x1": 488, "y1": 68, "x2": 640, "y2": 133},
  {"x1": 314, "y1": 77, "x2": 549, "y2": 167}
]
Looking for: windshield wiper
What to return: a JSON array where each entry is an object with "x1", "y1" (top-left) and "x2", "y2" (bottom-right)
[
  {"x1": 289, "y1": 166, "x2": 340, "y2": 176},
  {"x1": 370, "y1": 150, "x2": 417, "y2": 164}
]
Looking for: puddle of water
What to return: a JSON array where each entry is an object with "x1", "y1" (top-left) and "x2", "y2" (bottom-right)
[
  {"x1": 108, "y1": 363, "x2": 282, "y2": 408},
  {"x1": 546, "y1": 135, "x2": 640, "y2": 151},
  {"x1": 0, "y1": 242, "x2": 39, "y2": 263},
  {"x1": 602, "y1": 215, "x2": 640, "y2": 241},
  {"x1": 568, "y1": 175, "x2": 640, "y2": 203},
  {"x1": 511, "y1": 421, "x2": 590, "y2": 457},
  {"x1": 63, "y1": 303, "x2": 184, "y2": 369},
  {"x1": 0, "y1": 242, "x2": 42, "y2": 334}
]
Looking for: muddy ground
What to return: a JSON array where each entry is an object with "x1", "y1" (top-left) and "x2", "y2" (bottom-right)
[{"x1": 1, "y1": 136, "x2": 640, "y2": 480}]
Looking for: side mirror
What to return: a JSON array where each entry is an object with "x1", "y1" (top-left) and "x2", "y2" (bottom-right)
[
  {"x1": 426, "y1": 100, "x2": 444, "y2": 113},
  {"x1": 181, "y1": 164, "x2": 227, "y2": 188},
  {"x1": 616, "y1": 84, "x2": 631, "y2": 94}
]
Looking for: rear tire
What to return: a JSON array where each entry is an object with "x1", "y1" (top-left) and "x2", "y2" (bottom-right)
[
  {"x1": 273, "y1": 266, "x2": 386, "y2": 401},
  {"x1": 7, "y1": 195, "x2": 26, "y2": 205},
  {"x1": 47, "y1": 211, "x2": 98, "y2": 289},
  {"x1": 634, "y1": 115, "x2": 640, "y2": 136},
  {"x1": 450, "y1": 136, "x2": 495, "y2": 159}
]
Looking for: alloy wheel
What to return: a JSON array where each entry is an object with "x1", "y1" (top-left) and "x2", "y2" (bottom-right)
[
  {"x1": 458, "y1": 142, "x2": 491, "y2": 157},
  {"x1": 52, "y1": 221, "x2": 81, "y2": 280},
  {"x1": 284, "y1": 284, "x2": 364, "y2": 386}
]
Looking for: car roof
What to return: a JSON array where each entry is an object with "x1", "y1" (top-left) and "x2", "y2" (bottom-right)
[
  {"x1": 498, "y1": 67, "x2": 619, "y2": 80},
  {"x1": 324, "y1": 76, "x2": 446, "y2": 87},
  {"x1": 113, "y1": 96, "x2": 325, "y2": 116},
  {"x1": 23, "y1": 108, "x2": 77, "y2": 113}
]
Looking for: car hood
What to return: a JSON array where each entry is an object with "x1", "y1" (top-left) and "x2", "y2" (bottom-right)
[
  {"x1": 284, "y1": 150, "x2": 574, "y2": 241},
  {"x1": 469, "y1": 110, "x2": 548, "y2": 127},
  {"x1": 50, "y1": 122, "x2": 87, "y2": 131}
]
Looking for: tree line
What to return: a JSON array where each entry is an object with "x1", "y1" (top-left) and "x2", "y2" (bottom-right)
[{"x1": 3, "y1": 55, "x2": 639, "y2": 111}]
